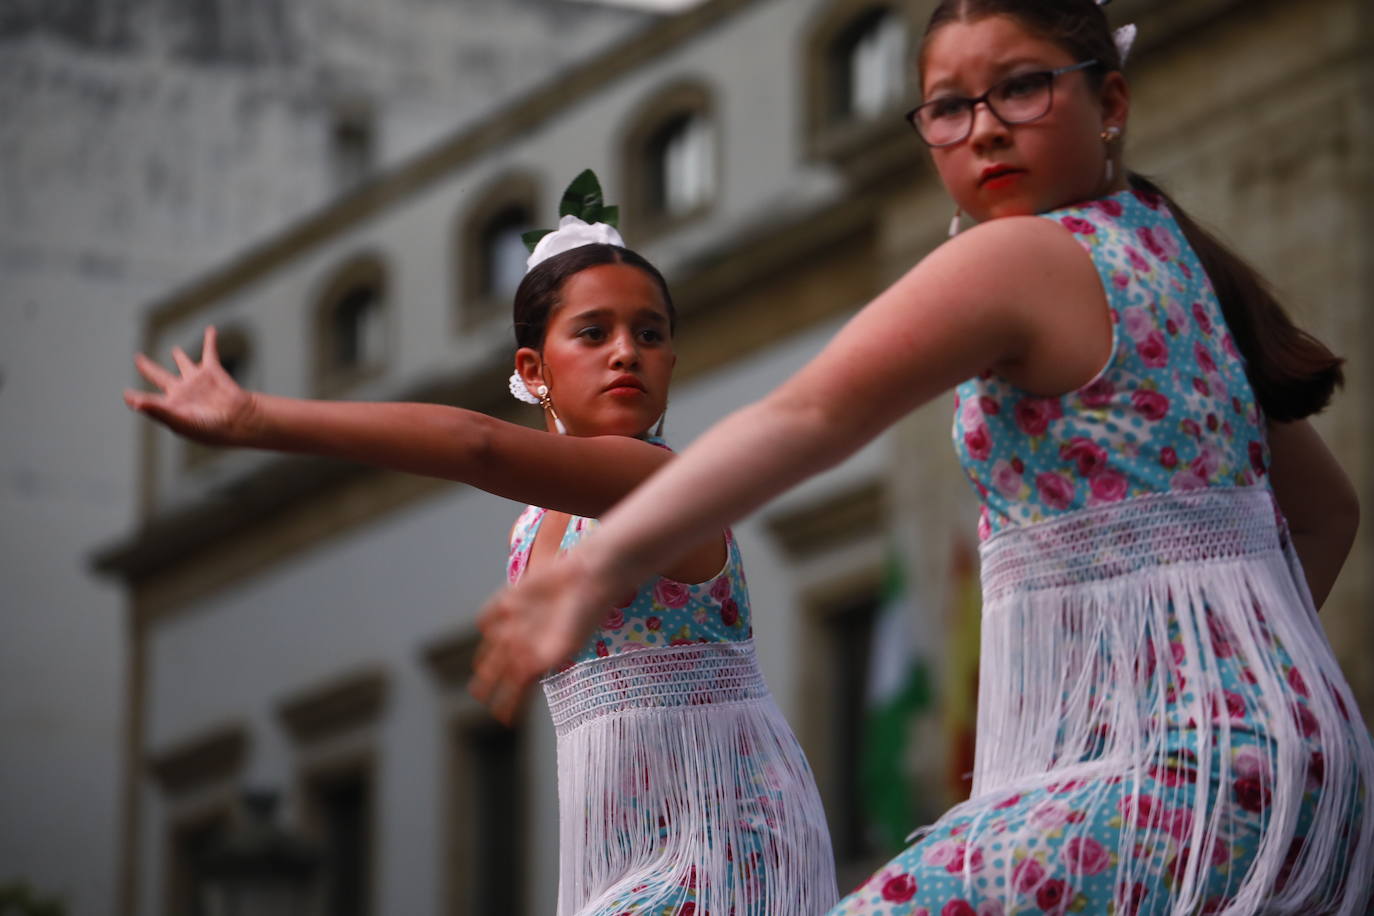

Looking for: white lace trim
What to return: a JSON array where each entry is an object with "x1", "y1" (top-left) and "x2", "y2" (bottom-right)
[
  {"x1": 980, "y1": 487, "x2": 1283, "y2": 598},
  {"x1": 543, "y1": 640, "x2": 768, "y2": 736}
]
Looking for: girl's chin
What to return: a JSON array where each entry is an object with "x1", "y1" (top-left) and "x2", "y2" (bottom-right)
[
  {"x1": 980, "y1": 199, "x2": 1038, "y2": 221},
  {"x1": 579, "y1": 411, "x2": 661, "y2": 439}
]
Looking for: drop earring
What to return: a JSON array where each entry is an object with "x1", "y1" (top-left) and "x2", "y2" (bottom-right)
[
  {"x1": 1101, "y1": 126, "x2": 1122, "y2": 185},
  {"x1": 653, "y1": 411, "x2": 666, "y2": 439},
  {"x1": 948, "y1": 208, "x2": 962, "y2": 238},
  {"x1": 536, "y1": 384, "x2": 567, "y2": 435}
]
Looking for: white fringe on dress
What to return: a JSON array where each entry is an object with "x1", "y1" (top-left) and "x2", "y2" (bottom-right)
[
  {"x1": 543, "y1": 640, "x2": 837, "y2": 916},
  {"x1": 960, "y1": 487, "x2": 1374, "y2": 915}
]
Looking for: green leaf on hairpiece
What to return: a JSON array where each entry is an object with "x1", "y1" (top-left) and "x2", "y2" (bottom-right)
[
  {"x1": 559, "y1": 169, "x2": 604, "y2": 221},
  {"x1": 521, "y1": 228, "x2": 553, "y2": 253},
  {"x1": 598, "y1": 204, "x2": 619, "y2": 229}
]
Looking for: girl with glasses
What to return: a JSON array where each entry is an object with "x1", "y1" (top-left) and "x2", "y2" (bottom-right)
[
  {"x1": 473, "y1": 1, "x2": 1374, "y2": 914},
  {"x1": 125, "y1": 188, "x2": 838, "y2": 915}
]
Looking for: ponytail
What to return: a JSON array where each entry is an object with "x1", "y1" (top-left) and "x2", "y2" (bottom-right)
[{"x1": 1127, "y1": 172, "x2": 1344, "y2": 422}]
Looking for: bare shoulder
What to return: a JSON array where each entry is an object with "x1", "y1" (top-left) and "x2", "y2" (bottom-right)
[
  {"x1": 919, "y1": 215, "x2": 1109, "y2": 392},
  {"x1": 935, "y1": 214, "x2": 1093, "y2": 274}
]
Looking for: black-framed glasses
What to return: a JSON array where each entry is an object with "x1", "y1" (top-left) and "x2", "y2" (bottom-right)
[{"x1": 906, "y1": 60, "x2": 1099, "y2": 147}]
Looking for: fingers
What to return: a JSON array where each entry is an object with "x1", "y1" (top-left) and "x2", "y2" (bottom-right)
[
  {"x1": 133, "y1": 352, "x2": 177, "y2": 391},
  {"x1": 123, "y1": 388, "x2": 155, "y2": 411},
  {"x1": 469, "y1": 645, "x2": 529, "y2": 725},
  {"x1": 171, "y1": 345, "x2": 196, "y2": 376},
  {"x1": 469, "y1": 599, "x2": 535, "y2": 725},
  {"x1": 202, "y1": 325, "x2": 220, "y2": 367}
]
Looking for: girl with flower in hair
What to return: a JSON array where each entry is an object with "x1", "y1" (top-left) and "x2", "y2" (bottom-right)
[
  {"x1": 124, "y1": 173, "x2": 838, "y2": 915},
  {"x1": 472, "y1": 3, "x2": 1374, "y2": 914}
]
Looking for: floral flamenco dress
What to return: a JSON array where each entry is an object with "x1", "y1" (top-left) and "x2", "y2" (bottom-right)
[
  {"x1": 508, "y1": 472, "x2": 839, "y2": 915},
  {"x1": 832, "y1": 189, "x2": 1374, "y2": 916}
]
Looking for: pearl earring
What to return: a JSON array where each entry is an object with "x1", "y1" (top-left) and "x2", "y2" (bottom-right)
[
  {"x1": 536, "y1": 384, "x2": 567, "y2": 435},
  {"x1": 948, "y1": 208, "x2": 962, "y2": 238}
]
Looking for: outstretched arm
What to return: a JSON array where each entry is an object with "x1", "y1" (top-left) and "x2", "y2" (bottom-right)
[
  {"x1": 1266, "y1": 418, "x2": 1359, "y2": 608},
  {"x1": 472, "y1": 216, "x2": 1108, "y2": 720},
  {"x1": 124, "y1": 326, "x2": 673, "y2": 519}
]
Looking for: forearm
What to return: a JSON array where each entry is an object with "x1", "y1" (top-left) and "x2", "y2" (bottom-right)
[
  {"x1": 583, "y1": 391, "x2": 872, "y2": 595},
  {"x1": 246, "y1": 394, "x2": 490, "y2": 482}
]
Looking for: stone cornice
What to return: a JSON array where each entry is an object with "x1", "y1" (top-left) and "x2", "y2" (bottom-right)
[
  {"x1": 277, "y1": 668, "x2": 389, "y2": 745},
  {"x1": 147, "y1": 722, "x2": 249, "y2": 796},
  {"x1": 420, "y1": 632, "x2": 480, "y2": 690},
  {"x1": 765, "y1": 479, "x2": 886, "y2": 560}
]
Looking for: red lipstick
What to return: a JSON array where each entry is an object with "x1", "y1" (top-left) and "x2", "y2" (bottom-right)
[
  {"x1": 980, "y1": 165, "x2": 1025, "y2": 189},
  {"x1": 605, "y1": 375, "x2": 646, "y2": 396}
]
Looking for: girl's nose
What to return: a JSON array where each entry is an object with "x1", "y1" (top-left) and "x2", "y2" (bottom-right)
[
  {"x1": 610, "y1": 332, "x2": 640, "y2": 368},
  {"x1": 968, "y1": 100, "x2": 1010, "y2": 150}
]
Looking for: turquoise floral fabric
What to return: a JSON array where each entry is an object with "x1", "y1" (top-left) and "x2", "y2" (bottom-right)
[
  {"x1": 952, "y1": 189, "x2": 1269, "y2": 541},
  {"x1": 506, "y1": 440, "x2": 753, "y2": 668}
]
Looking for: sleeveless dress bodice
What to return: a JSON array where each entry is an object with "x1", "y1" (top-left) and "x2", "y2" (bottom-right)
[
  {"x1": 507, "y1": 505, "x2": 753, "y2": 665},
  {"x1": 953, "y1": 189, "x2": 1268, "y2": 540}
]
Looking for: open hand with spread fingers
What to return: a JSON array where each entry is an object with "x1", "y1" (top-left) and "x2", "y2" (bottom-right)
[
  {"x1": 470, "y1": 548, "x2": 617, "y2": 725},
  {"x1": 123, "y1": 326, "x2": 258, "y2": 446}
]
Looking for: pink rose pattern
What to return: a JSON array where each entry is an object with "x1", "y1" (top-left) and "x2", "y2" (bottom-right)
[
  {"x1": 952, "y1": 190, "x2": 1267, "y2": 539},
  {"x1": 830, "y1": 766, "x2": 1278, "y2": 915},
  {"x1": 508, "y1": 445, "x2": 750, "y2": 666}
]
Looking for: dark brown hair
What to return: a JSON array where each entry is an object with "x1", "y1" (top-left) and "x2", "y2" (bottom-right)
[
  {"x1": 512, "y1": 243, "x2": 676, "y2": 350},
  {"x1": 921, "y1": 0, "x2": 1343, "y2": 421}
]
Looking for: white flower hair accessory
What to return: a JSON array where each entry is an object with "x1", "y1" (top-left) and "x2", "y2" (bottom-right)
[
  {"x1": 1095, "y1": 0, "x2": 1137, "y2": 65},
  {"x1": 526, "y1": 214, "x2": 624, "y2": 272},
  {"x1": 1113, "y1": 24, "x2": 1137, "y2": 64},
  {"x1": 521, "y1": 169, "x2": 624, "y2": 272}
]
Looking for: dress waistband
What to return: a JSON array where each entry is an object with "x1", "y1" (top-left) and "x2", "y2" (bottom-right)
[
  {"x1": 980, "y1": 487, "x2": 1283, "y2": 601},
  {"x1": 542, "y1": 640, "x2": 769, "y2": 736}
]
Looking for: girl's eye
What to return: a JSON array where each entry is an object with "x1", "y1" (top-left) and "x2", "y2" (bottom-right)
[
  {"x1": 928, "y1": 97, "x2": 968, "y2": 122},
  {"x1": 577, "y1": 326, "x2": 606, "y2": 341},
  {"x1": 638, "y1": 328, "x2": 664, "y2": 344},
  {"x1": 998, "y1": 73, "x2": 1046, "y2": 100}
]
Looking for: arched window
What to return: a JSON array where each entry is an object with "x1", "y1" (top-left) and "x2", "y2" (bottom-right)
[
  {"x1": 648, "y1": 113, "x2": 715, "y2": 218},
  {"x1": 805, "y1": 3, "x2": 912, "y2": 165},
  {"x1": 623, "y1": 81, "x2": 717, "y2": 239},
  {"x1": 831, "y1": 7, "x2": 906, "y2": 121},
  {"x1": 315, "y1": 254, "x2": 389, "y2": 394},
  {"x1": 482, "y1": 206, "x2": 534, "y2": 304},
  {"x1": 213, "y1": 327, "x2": 253, "y2": 384},
  {"x1": 456, "y1": 174, "x2": 540, "y2": 332}
]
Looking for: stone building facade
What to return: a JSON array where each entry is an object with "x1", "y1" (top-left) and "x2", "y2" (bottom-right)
[
  {"x1": 0, "y1": 1, "x2": 645, "y2": 912},
  {"x1": 89, "y1": 0, "x2": 1372, "y2": 913}
]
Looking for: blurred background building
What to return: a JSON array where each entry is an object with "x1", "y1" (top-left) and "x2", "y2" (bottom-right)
[{"x1": 2, "y1": 0, "x2": 1370, "y2": 914}]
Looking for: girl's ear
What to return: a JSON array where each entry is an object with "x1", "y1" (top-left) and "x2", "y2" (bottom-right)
[
  {"x1": 514, "y1": 347, "x2": 544, "y2": 395},
  {"x1": 1099, "y1": 70, "x2": 1130, "y2": 135}
]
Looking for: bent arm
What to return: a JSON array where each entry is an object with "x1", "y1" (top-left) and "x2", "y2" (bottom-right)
[{"x1": 1266, "y1": 418, "x2": 1359, "y2": 608}]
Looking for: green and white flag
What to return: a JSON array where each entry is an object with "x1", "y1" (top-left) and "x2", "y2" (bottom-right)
[{"x1": 861, "y1": 549, "x2": 932, "y2": 851}]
